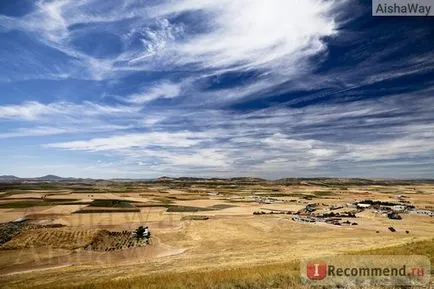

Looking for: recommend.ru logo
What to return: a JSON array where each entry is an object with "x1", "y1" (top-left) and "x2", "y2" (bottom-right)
[{"x1": 301, "y1": 255, "x2": 431, "y2": 286}]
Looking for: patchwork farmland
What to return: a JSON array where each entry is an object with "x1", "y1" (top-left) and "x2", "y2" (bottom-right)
[{"x1": 0, "y1": 178, "x2": 433, "y2": 288}]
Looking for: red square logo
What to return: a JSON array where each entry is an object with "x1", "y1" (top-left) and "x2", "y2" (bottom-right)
[{"x1": 307, "y1": 261, "x2": 327, "y2": 280}]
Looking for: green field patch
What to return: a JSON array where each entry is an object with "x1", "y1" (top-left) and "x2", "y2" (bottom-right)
[
  {"x1": 72, "y1": 199, "x2": 141, "y2": 213},
  {"x1": 310, "y1": 190, "x2": 337, "y2": 197},
  {"x1": 0, "y1": 199, "x2": 82, "y2": 208},
  {"x1": 226, "y1": 199, "x2": 257, "y2": 203},
  {"x1": 166, "y1": 204, "x2": 236, "y2": 212},
  {"x1": 166, "y1": 205, "x2": 209, "y2": 212},
  {"x1": 88, "y1": 199, "x2": 136, "y2": 208},
  {"x1": 154, "y1": 198, "x2": 174, "y2": 205},
  {"x1": 181, "y1": 215, "x2": 210, "y2": 221},
  {"x1": 207, "y1": 204, "x2": 235, "y2": 210},
  {"x1": 74, "y1": 208, "x2": 141, "y2": 214},
  {"x1": 134, "y1": 202, "x2": 171, "y2": 208}
]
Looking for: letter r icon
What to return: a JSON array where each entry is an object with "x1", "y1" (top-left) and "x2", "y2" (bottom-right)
[{"x1": 307, "y1": 261, "x2": 327, "y2": 280}]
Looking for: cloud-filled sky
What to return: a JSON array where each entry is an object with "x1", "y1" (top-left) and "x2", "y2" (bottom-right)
[{"x1": 0, "y1": 0, "x2": 433, "y2": 179}]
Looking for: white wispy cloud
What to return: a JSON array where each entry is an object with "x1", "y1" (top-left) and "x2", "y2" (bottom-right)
[
  {"x1": 0, "y1": 0, "x2": 342, "y2": 83},
  {"x1": 0, "y1": 124, "x2": 132, "y2": 139},
  {"x1": 0, "y1": 101, "x2": 140, "y2": 120},
  {"x1": 0, "y1": 127, "x2": 67, "y2": 139},
  {"x1": 155, "y1": 0, "x2": 339, "y2": 75},
  {"x1": 1, "y1": 0, "x2": 433, "y2": 178},
  {"x1": 43, "y1": 131, "x2": 216, "y2": 151},
  {"x1": 126, "y1": 81, "x2": 182, "y2": 104},
  {"x1": 37, "y1": 89, "x2": 434, "y2": 177}
]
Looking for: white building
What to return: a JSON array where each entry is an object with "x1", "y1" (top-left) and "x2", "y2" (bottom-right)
[
  {"x1": 410, "y1": 210, "x2": 433, "y2": 216},
  {"x1": 392, "y1": 205, "x2": 407, "y2": 212},
  {"x1": 357, "y1": 203, "x2": 371, "y2": 209}
]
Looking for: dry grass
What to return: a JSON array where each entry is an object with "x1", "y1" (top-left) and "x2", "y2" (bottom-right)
[
  {"x1": 2, "y1": 229, "x2": 148, "y2": 252},
  {"x1": 0, "y1": 200, "x2": 77, "y2": 208},
  {"x1": 86, "y1": 230, "x2": 147, "y2": 251},
  {"x1": 29, "y1": 263, "x2": 303, "y2": 289},
  {"x1": 23, "y1": 238, "x2": 434, "y2": 289},
  {"x1": 180, "y1": 215, "x2": 209, "y2": 221},
  {"x1": 1, "y1": 181, "x2": 432, "y2": 289},
  {"x1": 2, "y1": 228, "x2": 99, "y2": 250},
  {"x1": 353, "y1": 237, "x2": 434, "y2": 263}
]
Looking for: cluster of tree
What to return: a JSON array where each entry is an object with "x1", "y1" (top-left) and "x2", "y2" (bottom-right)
[
  {"x1": 134, "y1": 226, "x2": 150, "y2": 239},
  {"x1": 253, "y1": 211, "x2": 294, "y2": 215}
]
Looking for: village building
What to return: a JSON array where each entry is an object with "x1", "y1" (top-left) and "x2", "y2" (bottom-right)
[
  {"x1": 292, "y1": 216, "x2": 316, "y2": 223},
  {"x1": 391, "y1": 205, "x2": 407, "y2": 212},
  {"x1": 357, "y1": 203, "x2": 371, "y2": 209},
  {"x1": 409, "y1": 209, "x2": 434, "y2": 216},
  {"x1": 329, "y1": 205, "x2": 344, "y2": 210}
]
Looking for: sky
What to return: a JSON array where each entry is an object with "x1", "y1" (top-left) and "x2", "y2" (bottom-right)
[{"x1": 0, "y1": 0, "x2": 433, "y2": 179}]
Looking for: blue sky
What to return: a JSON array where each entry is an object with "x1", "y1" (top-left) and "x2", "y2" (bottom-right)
[{"x1": 0, "y1": 0, "x2": 433, "y2": 179}]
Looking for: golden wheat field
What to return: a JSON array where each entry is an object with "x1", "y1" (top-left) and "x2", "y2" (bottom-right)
[{"x1": 0, "y1": 179, "x2": 433, "y2": 288}]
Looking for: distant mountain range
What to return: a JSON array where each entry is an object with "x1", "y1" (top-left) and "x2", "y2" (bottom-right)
[
  {"x1": 0, "y1": 175, "x2": 433, "y2": 184},
  {"x1": 0, "y1": 175, "x2": 75, "y2": 181},
  {"x1": 0, "y1": 175, "x2": 21, "y2": 181},
  {"x1": 154, "y1": 176, "x2": 434, "y2": 185}
]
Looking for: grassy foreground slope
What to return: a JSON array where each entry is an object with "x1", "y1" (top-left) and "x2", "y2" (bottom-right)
[{"x1": 27, "y1": 238, "x2": 433, "y2": 289}]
